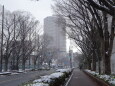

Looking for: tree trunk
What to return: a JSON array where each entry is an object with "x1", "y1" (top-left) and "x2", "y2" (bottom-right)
[
  {"x1": 101, "y1": 39, "x2": 105, "y2": 74},
  {"x1": 107, "y1": 16, "x2": 115, "y2": 74},
  {"x1": 29, "y1": 56, "x2": 31, "y2": 69},
  {"x1": 103, "y1": 13, "x2": 111, "y2": 74},
  {"x1": 105, "y1": 55, "x2": 111, "y2": 74},
  {"x1": 92, "y1": 54, "x2": 96, "y2": 71},
  {"x1": 4, "y1": 58, "x2": 8, "y2": 71},
  {"x1": 0, "y1": 6, "x2": 4, "y2": 72},
  {"x1": 22, "y1": 60, "x2": 25, "y2": 70},
  {"x1": 16, "y1": 59, "x2": 19, "y2": 70},
  {"x1": 48, "y1": 60, "x2": 51, "y2": 69},
  {"x1": 98, "y1": 60, "x2": 101, "y2": 74},
  {"x1": 87, "y1": 61, "x2": 91, "y2": 70},
  {"x1": 34, "y1": 61, "x2": 36, "y2": 69}
]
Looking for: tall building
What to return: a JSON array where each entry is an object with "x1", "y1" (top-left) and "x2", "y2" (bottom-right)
[{"x1": 44, "y1": 16, "x2": 66, "y2": 62}]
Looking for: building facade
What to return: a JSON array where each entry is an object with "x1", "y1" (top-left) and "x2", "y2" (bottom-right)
[{"x1": 44, "y1": 16, "x2": 66, "y2": 64}]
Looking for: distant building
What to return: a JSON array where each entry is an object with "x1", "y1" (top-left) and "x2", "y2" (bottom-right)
[{"x1": 44, "y1": 16, "x2": 66, "y2": 64}]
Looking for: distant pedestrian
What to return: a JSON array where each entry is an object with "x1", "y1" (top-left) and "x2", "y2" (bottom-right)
[{"x1": 79, "y1": 64, "x2": 82, "y2": 70}]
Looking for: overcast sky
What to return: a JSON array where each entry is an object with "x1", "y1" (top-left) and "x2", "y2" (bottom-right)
[
  {"x1": 0, "y1": 0, "x2": 78, "y2": 52},
  {"x1": 0, "y1": 0, "x2": 54, "y2": 24}
]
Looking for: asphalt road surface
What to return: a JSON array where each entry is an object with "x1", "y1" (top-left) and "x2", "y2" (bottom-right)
[
  {"x1": 66, "y1": 69, "x2": 99, "y2": 86},
  {"x1": 0, "y1": 69, "x2": 55, "y2": 86}
]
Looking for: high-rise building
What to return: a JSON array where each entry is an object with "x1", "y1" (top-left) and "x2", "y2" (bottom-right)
[{"x1": 44, "y1": 16, "x2": 66, "y2": 61}]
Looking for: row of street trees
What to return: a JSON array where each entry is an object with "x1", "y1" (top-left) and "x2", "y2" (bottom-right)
[
  {"x1": 0, "y1": 6, "x2": 55, "y2": 72},
  {"x1": 53, "y1": 0, "x2": 115, "y2": 74}
]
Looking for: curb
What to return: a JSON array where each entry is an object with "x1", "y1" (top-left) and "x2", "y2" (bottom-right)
[
  {"x1": 83, "y1": 71, "x2": 110, "y2": 86},
  {"x1": 65, "y1": 70, "x2": 73, "y2": 86}
]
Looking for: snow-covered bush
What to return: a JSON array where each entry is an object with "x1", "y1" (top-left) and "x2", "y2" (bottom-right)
[
  {"x1": 23, "y1": 82, "x2": 49, "y2": 86},
  {"x1": 85, "y1": 69, "x2": 99, "y2": 76},
  {"x1": 56, "y1": 68, "x2": 72, "y2": 73},
  {"x1": 85, "y1": 69, "x2": 115, "y2": 86},
  {"x1": 34, "y1": 72, "x2": 64, "y2": 84},
  {"x1": 22, "y1": 68, "x2": 72, "y2": 86}
]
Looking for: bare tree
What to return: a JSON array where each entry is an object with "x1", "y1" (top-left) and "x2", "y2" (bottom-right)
[
  {"x1": 0, "y1": 10, "x2": 39, "y2": 71},
  {"x1": 52, "y1": 0, "x2": 115, "y2": 74},
  {"x1": 17, "y1": 12, "x2": 39, "y2": 70}
]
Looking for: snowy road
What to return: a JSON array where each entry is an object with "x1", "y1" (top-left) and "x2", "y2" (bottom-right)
[{"x1": 0, "y1": 69, "x2": 55, "y2": 86}]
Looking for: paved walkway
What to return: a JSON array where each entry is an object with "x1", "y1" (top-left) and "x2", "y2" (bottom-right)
[{"x1": 66, "y1": 69, "x2": 99, "y2": 86}]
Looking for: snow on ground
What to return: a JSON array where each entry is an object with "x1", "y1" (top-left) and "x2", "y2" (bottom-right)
[
  {"x1": 18, "y1": 69, "x2": 26, "y2": 73},
  {"x1": 85, "y1": 69, "x2": 115, "y2": 85},
  {"x1": 32, "y1": 83, "x2": 48, "y2": 86},
  {"x1": 30, "y1": 68, "x2": 72, "y2": 86},
  {"x1": 34, "y1": 72, "x2": 64, "y2": 83},
  {"x1": 99, "y1": 74, "x2": 110, "y2": 81},
  {"x1": 0, "y1": 69, "x2": 27, "y2": 75},
  {"x1": 109, "y1": 80, "x2": 115, "y2": 85},
  {"x1": 11, "y1": 72, "x2": 19, "y2": 75},
  {"x1": 34, "y1": 75, "x2": 51, "y2": 83},
  {"x1": 23, "y1": 83, "x2": 49, "y2": 86},
  {"x1": 0, "y1": 72, "x2": 11, "y2": 75},
  {"x1": 85, "y1": 69, "x2": 99, "y2": 75},
  {"x1": 56, "y1": 68, "x2": 72, "y2": 73},
  {"x1": 50, "y1": 72, "x2": 64, "y2": 79}
]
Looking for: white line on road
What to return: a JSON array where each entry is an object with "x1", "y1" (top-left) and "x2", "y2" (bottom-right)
[{"x1": 65, "y1": 72, "x2": 73, "y2": 86}]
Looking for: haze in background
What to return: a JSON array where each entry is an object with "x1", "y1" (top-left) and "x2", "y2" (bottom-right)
[
  {"x1": 0, "y1": 0, "x2": 77, "y2": 52},
  {"x1": 0, "y1": 0, "x2": 54, "y2": 24}
]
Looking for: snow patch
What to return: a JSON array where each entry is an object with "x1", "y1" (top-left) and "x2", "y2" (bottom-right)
[
  {"x1": 56, "y1": 68, "x2": 71, "y2": 73},
  {"x1": 34, "y1": 72, "x2": 64, "y2": 83},
  {"x1": 32, "y1": 68, "x2": 72, "y2": 86},
  {"x1": 85, "y1": 69, "x2": 115, "y2": 85}
]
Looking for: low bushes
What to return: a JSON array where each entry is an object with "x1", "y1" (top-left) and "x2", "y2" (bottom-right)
[
  {"x1": 22, "y1": 68, "x2": 72, "y2": 86},
  {"x1": 49, "y1": 74, "x2": 66, "y2": 86},
  {"x1": 85, "y1": 69, "x2": 115, "y2": 86}
]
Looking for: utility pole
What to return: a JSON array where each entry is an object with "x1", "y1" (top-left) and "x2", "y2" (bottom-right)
[{"x1": 0, "y1": 5, "x2": 4, "y2": 72}]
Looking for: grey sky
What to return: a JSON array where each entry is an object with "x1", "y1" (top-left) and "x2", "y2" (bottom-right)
[
  {"x1": 0, "y1": 0, "x2": 77, "y2": 52},
  {"x1": 0, "y1": 0, "x2": 54, "y2": 24}
]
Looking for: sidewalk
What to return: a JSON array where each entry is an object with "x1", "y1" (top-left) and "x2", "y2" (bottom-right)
[{"x1": 66, "y1": 69, "x2": 99, "y2": 86}]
